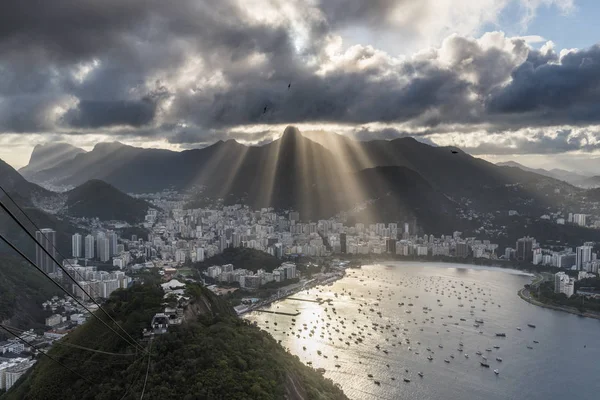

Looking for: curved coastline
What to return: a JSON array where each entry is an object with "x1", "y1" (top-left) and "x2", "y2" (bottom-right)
[{"x1": 518, "y1": 274, "x2": 600, "y2": 320}]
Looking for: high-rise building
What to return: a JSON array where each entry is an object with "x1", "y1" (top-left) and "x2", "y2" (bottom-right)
[
  {"x1": 175, "y1": 249, "x2": 186, "y2": 263},
  {"x1": 97, "y1": 237, "x2": 110, "y2": 262},
  {"x1": 196, "y1": 247, "x2": 205, "y2": 262},
  {"x1": 516, "y1": 237, "x2": 535, "y2": 262},
  {"x1": 219, "y1": 235, "x2": 228, "y2": 252},
  {"x1": 35, "y1": 229, "x2": 56, "y2": 274},
  {"x1": 72, "y1": 233, "x2": 82, "y2": 258},
  {"x1": 386, "y1": 238, "x2": 396, "y2": 254},
  {"x1": 274, "y1": 243, "x2": 283, "y2": 259},
  {"x1": 340, "y1": 233, "x2": 347, "y2": 254},
  {"x1": 289, "y1": 211, "x2": 300, "y2": 222},
  {"x1": 576, "y1": 245, "x2": 593, "y2": 270},
  {"x1": 107, "y1": 231, "x2": 118, "y2": 255},
  {"x1": 554, "y1": 272, "x2": 574, "y2": 297},
  {"x1": 85, "y1": 235, "x2": 95, "y2": 259},
  {"x1": 232, "y1": 233, "x2": 241, "y2": 248},
  {"x1": 573, "y1": 213, "x2": 587, "y2": 227}
]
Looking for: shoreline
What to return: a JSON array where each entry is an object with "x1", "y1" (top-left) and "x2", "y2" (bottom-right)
[
  {"x1": 518, "y1": 275, "x2": 600, "y2": 320},
  {"x1": 242, "y1": 261, "x2": 534, "y2": 316},
  {"x1": 361, "y1": 259, "x2": 536, "y2": 278},
  {"x1": 238, "y1": 270, "x2": 346, "y2": 316}
]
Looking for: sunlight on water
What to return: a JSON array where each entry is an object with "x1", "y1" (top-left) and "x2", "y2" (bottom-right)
[{"x1": 244, "y1": 262, "x2": 600, "y2": 400}]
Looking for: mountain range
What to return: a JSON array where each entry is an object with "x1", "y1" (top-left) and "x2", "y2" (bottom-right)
[
  {"x1": 496, "y1": 161, "x2": 600, "y2": 188},
  {"x1": 14, "y1": 126, "x2": 595, "y2": 237}
]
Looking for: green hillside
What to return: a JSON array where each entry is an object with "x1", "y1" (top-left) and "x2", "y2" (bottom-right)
[
  {"x1": 5, "y1": 279, "x2": 347, "y2": 400},
  {"x1": 194, "y1": 247, "x2": 282, "y2": 273},
  {"x1": 65, "y1": 180, "x2": 152, "y2": 223},
  {"x1": 0, "y1": 256, "x2": 61, "y2": 329}
]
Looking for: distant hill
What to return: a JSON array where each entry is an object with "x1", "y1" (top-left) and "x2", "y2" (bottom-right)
[
  {"x1": 19, "y1": 143, "x2": 86, "y2": 179},
  {"x1": 577, "y1": 175, "x2": 600, "y2": 189},
  {"x1": 0, "y1": 256, "x2": 61, "y2": 329},
  {"x1": 6, "y1": 281, "x2": 348, "y2": 400},
  {"x1": 64, "y1": 180, "x2": 153, "y2": 223},
  {"x1": 496, "y1": 161, "x2": 591, "y2": 187}
]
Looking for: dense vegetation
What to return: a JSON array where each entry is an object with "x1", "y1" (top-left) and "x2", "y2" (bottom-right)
[
  {"x1": 6, "y1": 278, "x2": 347, "y2": 400},
  {"x1": 0, "y1": 256, "x2": 61, "y2": 329},
  {"x1": 194, "y1": 247, "x2": 282, "y2": 273},
  {"x1": 533, "y1": 281, "x2": 600, "y2": 313}
]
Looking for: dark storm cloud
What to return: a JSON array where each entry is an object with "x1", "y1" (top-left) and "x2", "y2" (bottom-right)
[
  {"x1": 0, "y1": 0, "x2": 600, "y2": 156},
  {"x1": 318, "y1": 0, "x2": 409, "y2": 27},
  {"x1": 63, "y1": 99, "x2": 157, "y2": 128},
  {"x1": 173, "y1": 65, "x2": 472, "y2": 128},
  {"x1": 487, "y1": 45, "x2": 600, "y2": 123}
]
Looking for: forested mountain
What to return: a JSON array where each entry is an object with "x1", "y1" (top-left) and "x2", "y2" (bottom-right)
[
  {"x1": 6, "y1": 281, "x2": 347, "y2": 400},
  {"x1": 0, "y1": 256, "x2": 61, "y2": 329},
  {"x1": 64, "y1": 180, "x2": 153, "y2": 223}
]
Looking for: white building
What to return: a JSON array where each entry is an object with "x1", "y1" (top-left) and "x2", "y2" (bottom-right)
[
  {"x1": 45, "y1": 314, "x2": 62, "y2": 327},
  {"x1": 113, "y1": 257, "x2": 126, "y2": 269},
  {"x1": 175, "y1": 249, "x2": 186, "y2": 263},
  {"x1": 196, "y1": 247, "x2": 205, "y2": 262},
  {"x1": 1, "y1": 360, "x2": 35, "y2": 390},
  {"x1": 573, "y1": 213, "x2": 587, "y2": 227},
  {"x1": 554, "y1": 272, "x2": 575, "y2": 297},
  {"x1": 85, "y1": 234, "x2": 95, "y2": 259},
  {"x1": 97, "y1": 236, "x2": 110, "y2": 262}
]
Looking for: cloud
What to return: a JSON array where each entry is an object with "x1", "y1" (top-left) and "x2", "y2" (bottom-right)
[
  {"x1": 63, "y1": 99, "x2": 157, "y2": 128},
  {"x1": 487, "y1": 44, "x2": 600, "y2": 125},
  {"x1": 462, "y1": 128, "x2": 600, "y2": 155},
  {"x1": 0, "y1": 0, "x2": 595, "y2": 160}
]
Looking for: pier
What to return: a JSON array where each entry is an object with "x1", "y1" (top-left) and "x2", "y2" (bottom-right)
[
  {"x1": 287, "y1": 297, "x2": 322, "y2": 303},
  {"x1": 254, "y1": 310, "x2": 301, "y2": 316}
]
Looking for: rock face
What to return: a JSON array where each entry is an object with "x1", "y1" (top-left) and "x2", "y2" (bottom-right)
[{"x1": 19, "y1": 143, "x2": 86, "y2": 177}]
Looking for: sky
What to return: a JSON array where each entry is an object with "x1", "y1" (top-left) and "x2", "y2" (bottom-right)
[{"x1": 1, "y1": 0, "x2": 600, "y2": 173}]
